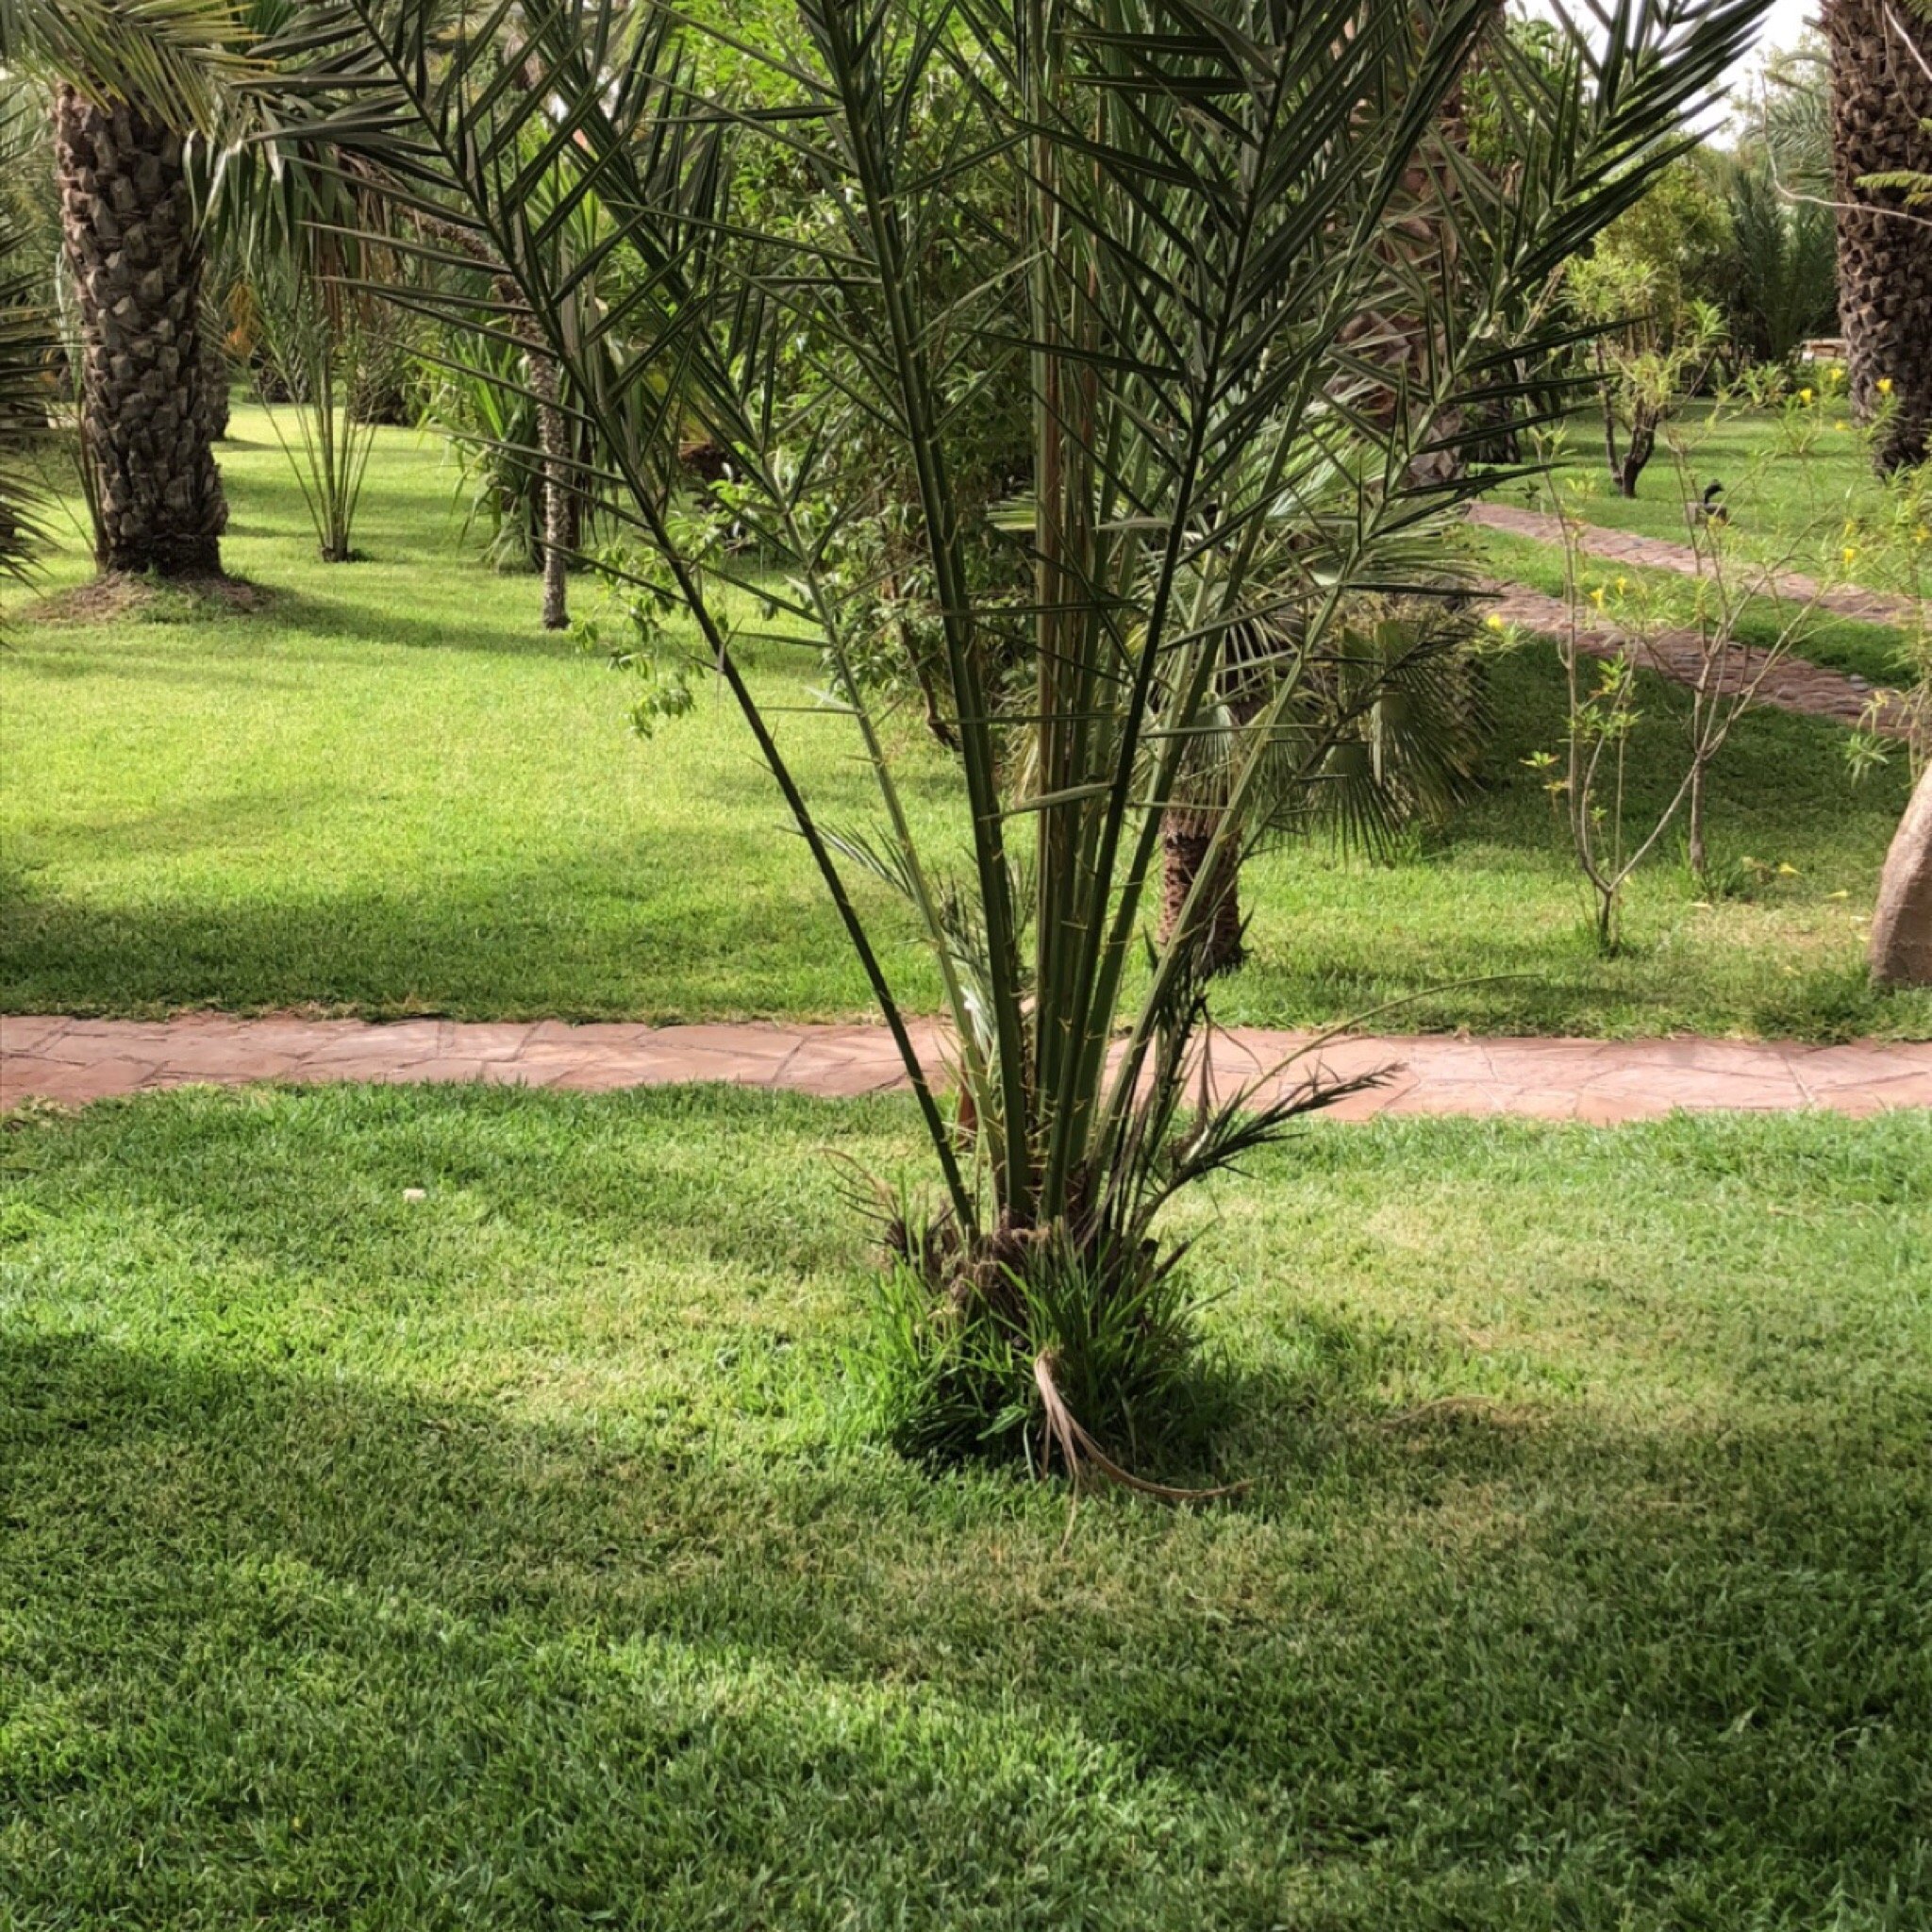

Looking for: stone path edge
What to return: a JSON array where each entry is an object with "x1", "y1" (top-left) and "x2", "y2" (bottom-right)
[{"x1": 4, "y1": 1014, "x2": 1929, "y2": 1123}]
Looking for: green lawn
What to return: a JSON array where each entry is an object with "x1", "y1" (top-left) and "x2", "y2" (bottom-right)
[
  {"x1": 2, "y1": 1082, "x2": 1927, "y2": 1927},
  {"x1": 1483, "y1": 398, "x2": 1932, "y2": 603},
  {"x1": 4, "y1": 408, "x2": 1928, "y2": 1041}
]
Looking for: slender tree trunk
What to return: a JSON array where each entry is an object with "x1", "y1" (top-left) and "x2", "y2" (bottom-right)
[
  {"x1": 525, "y1": 337, "x2": 570, "y2": 630},
  {"x1": 1688, "y1": 756, "x2": 1708, "y2": 886},
  {"x1": 1823, "y1": 0, "x2": 1932, "y2": 472},
  {"x1": 55, "y1": 87, "x2": 225, "y2": 576},
  {"x1": 1871, "y1": 761, "x2": 1932, "y2": 986}
]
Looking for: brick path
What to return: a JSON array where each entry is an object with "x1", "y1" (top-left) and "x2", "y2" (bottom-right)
[
  {"x1": 1481, "y1": 582, "x2": 1918, "y2": 736},
  {"x1": 1469, "y1": 502, "x2": 1921, "y2": 741},
  {"x1": 4, "y1": 1013, "x2": 1927, "y2": 1122},
  {"x1": 1468, "y1": 501, "x2": 1920, "y2": 629}
]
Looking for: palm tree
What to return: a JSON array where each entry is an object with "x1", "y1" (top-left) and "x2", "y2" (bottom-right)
[
  {"x1": 1, "y1": 0, "x2": 247, "y2": 575},
  {"x1": 1823, "y1": 0, "x2": 1932, "y2": 470},
  {"x1": 271, "y1": 0, "x2": 1769, "y2": 1472}
]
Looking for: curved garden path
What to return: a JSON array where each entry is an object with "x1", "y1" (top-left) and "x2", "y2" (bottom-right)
[
  {"x1": 4, "y1": 1013, "x2": 1927, "y2": 1121},
  {"x1": 1469, "y1": 502, "x2": 1921, "y2": 740},
  {"x1": 1467, "y1": 501, "x2": 1919, "y2": 628}
]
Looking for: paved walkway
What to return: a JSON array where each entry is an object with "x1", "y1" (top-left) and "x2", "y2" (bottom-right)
[
  {"x1": 1481, "y1": 581, "x2": 1917, "y2": 737},
  {"x1": 1468, "y1": 501, "x2": 1920, "y2": 629},
  {"x1": 4, "y1": 1014, "x2": 1927, "y2": 1122},
  {"x1": 1469, "y1": 501, "x2": 1921, "y2": 741}
]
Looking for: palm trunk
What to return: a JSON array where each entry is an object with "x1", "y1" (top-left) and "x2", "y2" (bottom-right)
[
  {"x1": 196, "y1": 323, "x2": 229, "y2": 443},
  {"x1": 1871, "y1": 761, "x2": 1932, "y2": 986},
  {"x1": 526, "y1": 339, "x2": 570, "y2": 631},
  {"x1": 1158, "y1": 808, "x2": 1244, "y2": 977},
  {"x1": 1824, "y1": 0, "x2": 1932, "y2": 472},
  {"x1": 55, "y1": 87, "x2": 225, "y2": 576}
]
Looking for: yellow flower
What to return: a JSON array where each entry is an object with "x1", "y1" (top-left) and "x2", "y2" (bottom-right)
[
  {"x1": 1590, "y1": 586, "x2": 1607, "y2": 609},
  {"x1": 1616, "y1": 576, "x2": 1628, "y2": 594},
  {"x1": 1485, "y1": 614, "x2": 1507, "y2": 633},
  {"x1": 1877, "y1": 377, "x2": 1894, "y2": 397},
  {"x1": 1842, "y1": 545, "x2": 1860, "y2": 566},
  {"x1": 1799, "y1": 387, "x2": 1814, "y2": 405}
]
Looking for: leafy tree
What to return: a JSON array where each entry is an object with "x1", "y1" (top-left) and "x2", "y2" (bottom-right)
[{"x1": 1569, "y1": 156, "x2": 1732, "y2": 495}]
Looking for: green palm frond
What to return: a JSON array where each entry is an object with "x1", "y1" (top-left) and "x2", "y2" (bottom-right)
[
  {"x1": 1, "y1": 0, "x2": 255, "y2": 128},
  {"x1": 0, "y1": 95, "x2": 54, "y2": 590}
]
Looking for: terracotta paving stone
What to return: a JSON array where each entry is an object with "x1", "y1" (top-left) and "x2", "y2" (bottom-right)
[
  {"x1": 0, "y1": 1016, "x2": 74, "y2": 1053},
  {"x1": 2, "y1": 1057, "x2": 155, "y2": 1107},
  {"x1": 1, "y1": 1016, "x2": 1926, "y2": 1120}
]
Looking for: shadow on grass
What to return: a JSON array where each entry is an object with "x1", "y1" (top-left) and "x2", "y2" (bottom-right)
[
  {"x1": 0, "y1": 841, "x2": 908, "y2": 1022},
  {"x1": 2, "y1": 1303, "x2": 1924, "y2": 1927}
]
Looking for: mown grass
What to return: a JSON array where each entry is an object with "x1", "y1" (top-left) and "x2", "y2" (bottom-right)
[
  {"x1": 1491, "y1": 398, "x2": 1917, "y2": 578},
  {"x1": 1, "y1": 1082, "x2": 1927, "y2": 1928},
  {"x1": 3, "y1": 408, "x2": 1928, "y2": 1040}
]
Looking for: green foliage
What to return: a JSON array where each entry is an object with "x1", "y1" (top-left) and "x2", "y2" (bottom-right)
[
  {"x1": 868, "y1": 1232, "x2": 1211, "y2": 1473},
  {"x1": 0, "y1": 95, "x2": 53, "y2": 591},
  {"x1": 0, "y1": 0, "x2": 253, "y2": 130},
  {"x1": 1719, "y1": 155, "x2": 1840, "y2": 365},
  {"x1": 1570, "y1": 156, "x2": 1735, "y2": 338}
]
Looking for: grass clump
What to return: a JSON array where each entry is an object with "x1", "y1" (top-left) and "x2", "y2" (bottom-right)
[{"x1": 867, "y1": 1229, "x2": 1216, "y2": 1478}]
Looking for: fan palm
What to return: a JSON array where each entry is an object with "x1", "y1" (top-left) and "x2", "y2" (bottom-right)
[{"x1": 268, "y1": 0, "x2": 1768, "y2": 1472}]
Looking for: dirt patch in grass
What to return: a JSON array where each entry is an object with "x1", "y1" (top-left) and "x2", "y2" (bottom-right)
[{"x1": 22, "y1": 572, "x2": 275, "y2": 626}]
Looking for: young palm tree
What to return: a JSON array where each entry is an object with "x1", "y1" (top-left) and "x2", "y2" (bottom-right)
[
  {"x1": 272, "y1": 0, "x2": 1767, "y2": 1473},
  {"x1": 2, "y1": 0, "x2": 248, "y2": 575},
  {"x1": 1823, "y1": 0, "x2": 1932, "y2": 470}
]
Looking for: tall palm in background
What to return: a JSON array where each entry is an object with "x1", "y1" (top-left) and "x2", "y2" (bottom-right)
[
  {"x1": 1822, "y1": 0, "x2": 1932, "y2": 470},
  {"x1": 1, "y1": 0, "x2": 247, "y2": 575}
]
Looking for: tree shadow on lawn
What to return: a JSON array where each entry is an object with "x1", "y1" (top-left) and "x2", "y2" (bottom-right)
[
  {"x1": 260, "y1": 581, "x2": 583, "y2": 659},
  {"x1": 0, "y1": 841, "x2": 921, "y2": 1022},
  {"x1": 1293, "y1": 648, "x2": 1915, "y2": 874},
  {"x1": 3, "y1": 1313, "x2": 1924, "y2": 1927}
]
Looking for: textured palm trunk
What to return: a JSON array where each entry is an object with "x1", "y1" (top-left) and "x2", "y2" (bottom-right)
[
  {"x1": 1824, "y1": 0, "x2": 1932, "y2": 472},
  {"x1": 55, "y1": 87, "x2": 225, "y2": 575},
  {"x1": 1157, "y1": 808, "x2": 1244, "y2": 977},
  {"x1": 196, "y1": 325, "x2": 230, "y2": 443}
]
